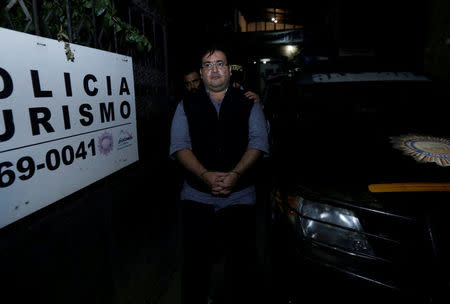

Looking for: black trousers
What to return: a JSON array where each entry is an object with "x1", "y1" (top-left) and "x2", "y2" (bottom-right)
[{"x1": 181, "y1": 200, "x2": 257, "y2": 304}]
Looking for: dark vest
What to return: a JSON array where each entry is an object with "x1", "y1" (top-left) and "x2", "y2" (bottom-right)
[{"x1": 183, "y1": 87, "x2": 254, "y2": 193}]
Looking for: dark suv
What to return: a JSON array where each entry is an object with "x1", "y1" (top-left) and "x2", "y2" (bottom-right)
[{"x1": 264, "y1": 71, "x2": 450, "y2": 303}]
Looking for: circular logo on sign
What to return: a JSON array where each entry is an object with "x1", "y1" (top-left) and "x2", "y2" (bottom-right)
[
  {"x1": 391, "y1": 135, "x2": 450, "y2": 167},
  {"x1": 98, "y1": 132, "x2": 114, "y2": 155}
]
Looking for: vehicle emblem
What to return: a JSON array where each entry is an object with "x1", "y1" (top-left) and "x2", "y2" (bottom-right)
[{"x1": 391, "y1": 134, "x2": 450, "y2": 167}]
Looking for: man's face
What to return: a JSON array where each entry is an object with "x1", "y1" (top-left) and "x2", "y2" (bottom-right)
[
  {"x1": 200, "y1": 50, "x2": 231, "y2": 93},
  {"x1": 184, "y1": 72, "x2": 201, "y2": 93}
]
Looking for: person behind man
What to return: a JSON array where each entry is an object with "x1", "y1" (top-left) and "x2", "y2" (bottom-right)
[
  {"x1": 170, "y1": 44, "x2": 269, "y2": 304},
  {"x1": 183, "y1": 68, "x2": 202, "y2": 94}
]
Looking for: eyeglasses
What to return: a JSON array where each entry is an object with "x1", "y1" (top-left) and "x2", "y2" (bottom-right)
[{"x1": 201, "y1": 60, "x2": 228, "y2": 70}]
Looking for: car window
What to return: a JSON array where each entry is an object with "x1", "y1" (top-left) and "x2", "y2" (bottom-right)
[{"x1": 266, "y1": 75, "x2": 448, "y2": 139}]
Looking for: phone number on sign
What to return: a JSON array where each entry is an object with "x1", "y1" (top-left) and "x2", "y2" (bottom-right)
[{"x1": 0, "y1": 139, "x2": 96, "y2": 188}]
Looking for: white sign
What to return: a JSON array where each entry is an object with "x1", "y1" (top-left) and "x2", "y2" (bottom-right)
[{"x1": 0, "y1": 28, "x2": 139, "y2": 229}]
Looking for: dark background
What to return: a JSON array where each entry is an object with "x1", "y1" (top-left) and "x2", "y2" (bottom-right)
[
  {"x1": 1, "y1": 0, "x2": 449, "y2": 303},
  {"x1": 165, "y1": 0, "x2": 442, "y2": 96}
]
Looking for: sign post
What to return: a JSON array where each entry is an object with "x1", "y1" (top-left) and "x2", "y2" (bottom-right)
[{"x1": 0, "y1": 28, "x2": 139, "y2": 229}]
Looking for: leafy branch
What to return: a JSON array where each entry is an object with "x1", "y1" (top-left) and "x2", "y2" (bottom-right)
[
  {"x1": 88, "y1": 0, "x2": 152, "y2": 52},
  {"x1": 5, "y1": 0, "x2": 152, "y2": 53}
]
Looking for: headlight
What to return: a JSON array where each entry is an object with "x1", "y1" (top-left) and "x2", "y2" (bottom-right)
[{"x1": 289, "y1": 195, "x2": 374, "y2": 256}]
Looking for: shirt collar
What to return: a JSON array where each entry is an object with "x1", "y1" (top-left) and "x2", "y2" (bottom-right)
[{"x1": 205, "y1": 87, "x2": 228, "y2": 104}]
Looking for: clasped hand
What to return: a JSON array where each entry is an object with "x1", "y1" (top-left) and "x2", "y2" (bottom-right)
[{"x1": 202, "y1": 171, "x2": 239, "y2": 196}]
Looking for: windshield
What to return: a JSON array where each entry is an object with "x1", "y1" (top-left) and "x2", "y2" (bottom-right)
[{"x1": 282, "y1": 78, "x2": 447, "y2": 137}]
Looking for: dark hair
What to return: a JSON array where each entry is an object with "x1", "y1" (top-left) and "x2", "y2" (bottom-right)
[
  {"x1": 183, "y1": 68, "x2": 200, "y2": 77},
  {"x1": 198, "y1": 42, "x2": 232, "y2": 67}
]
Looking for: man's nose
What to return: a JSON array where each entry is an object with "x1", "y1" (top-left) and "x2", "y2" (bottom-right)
[{"x1": 211, "y1": 64, "x2": 219, "y2": 72}]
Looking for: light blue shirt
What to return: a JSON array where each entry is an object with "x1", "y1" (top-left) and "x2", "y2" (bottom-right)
[{"x1": 170, "y1": 93, "x2": 269, "y2": 211}]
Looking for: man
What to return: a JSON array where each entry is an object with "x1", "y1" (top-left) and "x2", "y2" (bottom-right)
[
  {"x1": 183, "y1": 68, "x2": 202, "y2": 94},
  {"x1": 170, "y1": 45, "x2": 269, "y2": 304}
]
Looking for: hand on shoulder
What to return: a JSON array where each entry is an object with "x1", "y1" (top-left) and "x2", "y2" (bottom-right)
[{"x1": 244, "y1": 91, "x2": 260, "y2": 103}]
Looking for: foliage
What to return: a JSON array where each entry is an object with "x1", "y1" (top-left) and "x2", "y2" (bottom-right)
[
  {"x1": 0, "y1": 1, "x2": 32, "y2": 32},
  {"x1": 1, "y1": 0, "x2": 152, "y2": 52}
]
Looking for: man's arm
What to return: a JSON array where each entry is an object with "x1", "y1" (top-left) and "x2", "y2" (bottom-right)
[
  {"x1": 173, "y1": 148, "x2": 207, "y2": 179},
  {"x1": 231, "y1": 148, "x2": 262, "y2": 177}
]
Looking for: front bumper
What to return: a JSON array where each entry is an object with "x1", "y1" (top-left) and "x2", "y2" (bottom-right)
[{"x1": 270, "y1": 189, "x2": 446, "y2": 303}]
